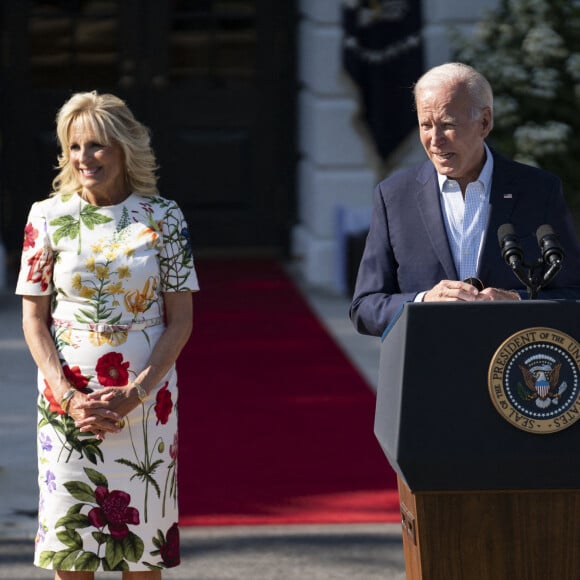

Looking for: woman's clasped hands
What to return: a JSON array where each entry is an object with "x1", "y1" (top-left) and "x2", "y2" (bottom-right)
[{"x1": 67, "y1": 386, "x2": 141, "y2": 440}]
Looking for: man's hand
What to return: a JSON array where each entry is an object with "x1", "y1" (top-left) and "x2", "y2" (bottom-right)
[
  {"x1": 476, "y1": 288, "x2": 521, "y2": 301},
  {"x1": 423, "y1": 281, "x2": 521, "y2": 302},
  {"x1": 423, "y1": 280, "x2": 480, "y2": 302}
]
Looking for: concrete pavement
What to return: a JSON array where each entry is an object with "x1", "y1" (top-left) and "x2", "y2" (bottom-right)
[
  {"x1": 0, "y1": 524, "x2": 405, "y2": 579},
  {"x1": 0, "y1": 266, "x2": 405, "y2": 579},
  {"x1": 0, "y1": 291, "x2": 39, "y2": 542}
]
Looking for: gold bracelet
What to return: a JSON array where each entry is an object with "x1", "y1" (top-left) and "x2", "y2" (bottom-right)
[
  {"x1": 133, "y1": 382, "x2": 149, "y2": 403},
  {"x1": 60, "y1": 388, "x2": 77, "y2": 414}
]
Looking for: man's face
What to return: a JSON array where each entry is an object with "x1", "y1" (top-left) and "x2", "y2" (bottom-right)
[{"x1": 416, "y1": 83, "x2": 492, "y2": 191}]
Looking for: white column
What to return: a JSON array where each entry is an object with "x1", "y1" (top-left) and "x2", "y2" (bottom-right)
[
  {"x1": 421, "y1": 0, "x2": 500, "y2": 69},
  {"x1": 293, "y1": 0, "x2": 375, "y2": 292}
]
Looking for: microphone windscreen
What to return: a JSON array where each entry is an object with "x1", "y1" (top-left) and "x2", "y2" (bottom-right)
[
  {"x1": 536, "y1": 224, "x2": 555, "y2": 243},
  {"x1": 498, "y1": 223, "x2": 516, "y2": 244}
]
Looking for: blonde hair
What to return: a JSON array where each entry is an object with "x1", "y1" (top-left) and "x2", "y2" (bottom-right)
[
  {"x1": 414, "y1": 62, "x2": 494, "y2": 126},
  {"x1": 51, "y1": 91, "x2": 158, "y2": 197}
]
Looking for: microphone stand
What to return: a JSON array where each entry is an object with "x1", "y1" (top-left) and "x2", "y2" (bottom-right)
[
  {"x1": 508, "y1": 258, "x2": 562, "y2": 300},
  {"x1": 499, "y1": 224, "x2": 565, "y2": 300},
  {"x1": 527, "y1": 261, "x2": 544, "y2": 300}
]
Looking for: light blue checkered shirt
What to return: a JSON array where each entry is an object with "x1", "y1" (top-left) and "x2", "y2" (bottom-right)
[{"x1": 438, "y1": 144, "x2": 494, "y2": 280}]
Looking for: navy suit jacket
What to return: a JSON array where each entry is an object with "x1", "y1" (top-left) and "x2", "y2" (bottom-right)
[{"x1": 350, "y1": 150, "x2": 580, "y2": 336}]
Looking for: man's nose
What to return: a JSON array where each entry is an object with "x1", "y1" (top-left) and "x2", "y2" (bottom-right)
[{"x1": 431, "y1": 126, "x2": 446, "y2": 145}]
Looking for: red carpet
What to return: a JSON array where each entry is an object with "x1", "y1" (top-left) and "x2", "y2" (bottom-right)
[{"x1": 177, "y1": 259, "x2": 399, "y2": 525}]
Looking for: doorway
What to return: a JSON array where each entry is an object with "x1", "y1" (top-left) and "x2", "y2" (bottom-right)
[{"x1": 0, "y1": 0, "x2": 296, "y2": 262}]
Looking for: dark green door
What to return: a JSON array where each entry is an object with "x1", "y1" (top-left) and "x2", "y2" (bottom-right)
[{"x1": 0, "y1": 0, "x2": 296, "y2": 263}]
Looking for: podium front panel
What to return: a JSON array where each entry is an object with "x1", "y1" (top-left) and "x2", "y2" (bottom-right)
[{"x1": 375, "y1": 301, "x2": 580, "y2": 491}]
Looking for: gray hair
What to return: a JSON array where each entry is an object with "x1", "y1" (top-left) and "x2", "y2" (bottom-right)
[{"x1": 413, "y1": 62, "x2": 494, "y2": 123}]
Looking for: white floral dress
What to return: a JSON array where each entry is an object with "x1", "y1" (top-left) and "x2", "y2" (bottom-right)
[{"x1": 15, "y1": 192, "x2": 199, "y2": 572}]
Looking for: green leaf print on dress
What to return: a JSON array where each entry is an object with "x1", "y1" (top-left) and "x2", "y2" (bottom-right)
[
  {"x1": 147, "y1": 197, "x2": 194, "y2": 291},
  {"x1": 38, "y1": 395, "x2": 104, "y2": 466},
  {"x1": 39, "y1": 467, "x2": 144, "y2": 572},
  {"x1": 50, "y1": 199, "x2": 114, "y2": 253},
  {"x1": 115, "y1": 382, "x2": 176, "y2": 523},
  {"x1": 66, "y1": 211, "x2": 162, "y2": 347}
]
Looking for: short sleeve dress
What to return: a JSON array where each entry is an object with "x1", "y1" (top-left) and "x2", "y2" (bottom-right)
[{"x1": 15, "y1": 192, "x2": 199, "y2": 572}]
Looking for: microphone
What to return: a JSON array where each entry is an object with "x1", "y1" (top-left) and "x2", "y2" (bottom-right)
[
  {"x1": 498, "y1": 224, "x2": 524, "y2": 270},
  {"x1": 536, "y1": 224, "x2": 564, "y2": 266}
]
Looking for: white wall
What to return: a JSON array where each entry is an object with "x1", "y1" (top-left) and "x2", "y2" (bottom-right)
[
  {"x1": 293, "y1": 0, "x2": 500, "y2": 293},
  {"x1": 293, "y1": 0, "x2": 375, "y2": 290}
]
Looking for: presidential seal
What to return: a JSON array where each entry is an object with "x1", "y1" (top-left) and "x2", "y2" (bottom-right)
[{"x1": 488, "y1": 327, "x2": 580, "y2": 434}]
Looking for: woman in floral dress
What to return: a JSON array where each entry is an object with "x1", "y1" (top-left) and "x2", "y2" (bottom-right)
[{"x1": 15, "y1": 91, "x2": 199, "y2": 579}]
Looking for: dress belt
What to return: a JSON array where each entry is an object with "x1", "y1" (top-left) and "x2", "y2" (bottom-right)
[{"x1": 52, "y1": 316, "x2": 164, "y2": 333}]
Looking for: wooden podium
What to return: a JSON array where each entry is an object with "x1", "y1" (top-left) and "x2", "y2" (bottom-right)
[{"x1": 375, "y1": 301, "x2": 580, "y2": 580}]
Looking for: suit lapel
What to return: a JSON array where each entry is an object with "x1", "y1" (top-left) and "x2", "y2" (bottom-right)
[
  {"x1": 415, "y1": 163, "x2": 458, "y2": 279},
  {"x1": 478, "y1": 153, "x2": 517, "y2": 280}
]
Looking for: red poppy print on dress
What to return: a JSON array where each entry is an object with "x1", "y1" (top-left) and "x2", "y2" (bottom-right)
[
  {"x1": 26, "y1": 247, "x2": 53, "y2": 292},
  {"x1": 154, "y1": 382, "x2": 173, "y2": 425},
  {"x1": 23, "y1": 222, "x2": 39, "y2": 251},
  {"x1": 95, "y1": 352, "x2": 130, "y2": 386},
  {"x1": 63, "y1": 364, "x2": 91, "y2": 392},
  {"x1": 169, "y1": 432, "x2": 178, "y2": 461},
  {"x1": 43, "y1": 380, "x2": 66, "y2": 415}
]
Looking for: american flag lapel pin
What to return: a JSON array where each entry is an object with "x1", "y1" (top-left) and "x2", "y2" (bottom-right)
[{"x1": 503, "y1": 193, "x2": 513, "y2": 199}]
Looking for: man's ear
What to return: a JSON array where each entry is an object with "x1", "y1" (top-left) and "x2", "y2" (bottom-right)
[{"x1": 481, "y1": 107, "x2": 493, "y2": 137}]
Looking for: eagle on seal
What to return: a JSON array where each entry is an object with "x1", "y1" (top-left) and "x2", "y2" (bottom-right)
[{"x1": 519, "y1": 361, "x2": 564, "y2": 409}]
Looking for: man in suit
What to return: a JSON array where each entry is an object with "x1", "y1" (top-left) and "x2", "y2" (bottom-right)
[{"x1": 350, "y1": 62, "x2": 580, "y2": 337}]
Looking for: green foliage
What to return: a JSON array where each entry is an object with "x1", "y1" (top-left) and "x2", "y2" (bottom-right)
[
  {"x1": 38, "y1": 398, "x2": 104, "y2": 465},
  {"x1": 454, "y1": 0, "x2": 580, "y2": 208},
  {"x1": 50, "y1": 203, "x2": 113, "y2": 252},
  {"x1": 46, "y1": 467, "x2": 144, "y2": 571},
  {"x1": 148, "y1": 197, "x2": 195, "y2": 289}
]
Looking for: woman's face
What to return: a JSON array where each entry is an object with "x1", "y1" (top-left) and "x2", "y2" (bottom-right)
[{"x1": 68, "y1": 119, "x2": 127, "y2": 201}]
